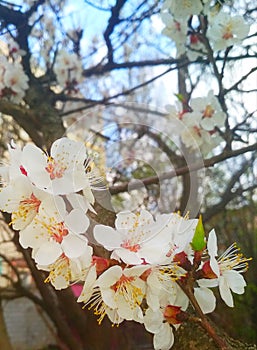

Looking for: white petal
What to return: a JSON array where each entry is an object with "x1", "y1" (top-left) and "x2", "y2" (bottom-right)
[
  {"x1": 111, "y1": 248, "x2": 142, "y2": 265},
  {"x1": 19, "y1": 224, "x2": 47, "y2": 249},
  {"x1": 50, "y1": 275, "x2": 69, "y2": 290},
  {"x1": 194, "y1": 287, "x2": 216, "y2": 314},
  {"x1": 97, "y1": 265, "x2": 122, "y2": 288},
  {"x1": 77, "y1": 265, "x2": 97, "y2": 303},
  {"x1": 101, "y1": 288, "x2": 117, "y2": 309},
  {"x1": 82, "y1": 186, "x2": 95, "y2": 205},
  {"x1": 22, "y1": 144, "x2": 47, "y2": 169},
  {"x1": 94, "y1": 225, "x2": 123, "y2": 249},
  {"x1": 61, "y1": 234, "x2": 88, "y2": 259},
  {"x1": 197, "y1": 278, "x2": 218, "y2": 288},
  {"x1": 138, "y1": 209, "x2": 154, "y2": 225},
  {"x1": 34, "y1": 241, "x2": 62, "y2": 265},
  {"x1": 153, "y1": 323, "x2": 174, "y2": 350},
  {"x1": 0, "y1": 186, "x2": 17, "y2": 212},
  {"x1": 64, "y1": 209, "x2": 89, "y2": 233},
  {"x1": 144, "y1": 308, "x2": 163, "y2": 333},
  {"x1": 106, "y1": 308, "x2": 124, "y2": 325},
  {"x1": 173, "y1": 284, "x2": 189, "y2": 311},
  {"x1": 207, "y1": 229, "x2": 218, "y2": 257},
  {"x1": 66, "y1": 193, "x2": 94, "y2": 213},
  {"x1": 39, "y1": 195, "x2": 66, "y2": 220},
  {"x1": 222, "y1": 270, "x2": 246, "y2": 294},
  {"x1": 51, "y1": 137, "x2": 86, "y2": 164},
  {"x1": 115, "y1": 211, "x2": 138, "y2": 230},
  {"x1": 21, "y1": 145, "x2": 50, "y2": 188},
  {"x1": 219, "y1": 276, "x2": 234, "y2": 307}
]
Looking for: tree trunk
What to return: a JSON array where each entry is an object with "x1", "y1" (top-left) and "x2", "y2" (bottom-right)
[{"x1": 173, "y1": 320, "x2": 257, "y2": 350}]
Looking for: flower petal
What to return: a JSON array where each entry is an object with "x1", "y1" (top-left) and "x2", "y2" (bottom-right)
[
  {"x1": 64, "y1": 209, "x2": 89, "y2": 233},
  {"x1": 219, "y1": 275, "x2": 234, "y2": 307},
  {"x1": 94, "y1": 225, "x2": 123, "y2": 249},
  {"x1": 222, "y1": 270, "x2": 246, "y2": 294},
  {"x1": 34, "y1": 241, "x2": 62, "y2": 265},
  {"x1": 153, "y1": 323, "x2": 174, "y2": 350},
  {"x1": 97, "y1": 265, "x2": 122, "y2": 288},
  {"x1": 115, "y1": 211, "x2": 138, "y2": 230},
  {"x1": 194, "y1": 287, "x2": 216, "y2": 314},
  {"x1": 61, "y1": 234, "x2": 88, "y2": 259}
]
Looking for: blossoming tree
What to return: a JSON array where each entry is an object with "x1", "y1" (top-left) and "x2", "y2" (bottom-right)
[{"x1": 0, "y1": 1, "x2": 256, "y2": 350}]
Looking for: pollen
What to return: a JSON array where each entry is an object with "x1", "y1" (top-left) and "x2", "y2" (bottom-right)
[
  {"x1": 11, "y1": 193, "x2": 41, "y2": 225},
  {"x1": 111, "y1": 274, "x2": 144, "y2": 308},
  {"x1": 222, "y1": 23, "x2": 233, "y2": 40},
  {"x1": 203, "y1": 105, "x2": 215, "y2": 118},
  {"x1": 121, "y1": 240, "x2": 140, "y2": 252},
  {"x1": 48, "y1": 221, "x2": 69, "y2": 243},
  {"x1": 45, "y1": 156, "x2": 67, "y2": 179},
  {"x1": 218, "y1": 242, "x2": 252, "y2": 273},
  {"x1": 158, "y1": 263, "x2": 186, "y2": 281}
]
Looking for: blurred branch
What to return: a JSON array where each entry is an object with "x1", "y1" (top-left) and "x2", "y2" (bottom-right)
[
  {"x1": 103, "y1": 0, "x2": 127, "y2": 63},
  {"x1": 109, "y1": 142, "x2": 257, "y2": 194},
  {"x1": 203, "y1": 157, "x2": 257, "y2": 221},
  {"x1": 83, "y1": 54, "x2": 256, "y2": 77},
  {"x1": 224, "y1": 66, "x2": 257, "y2": 94},
  {"x1": 60, "y1": 65, "x2": 180, "y2": 116}
]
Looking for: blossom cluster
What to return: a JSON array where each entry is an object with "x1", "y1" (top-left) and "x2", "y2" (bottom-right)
[
  {"x1": 0, "y1": 137, "x2": 102, "y2": 287},
  {"x1": 167, "y1": 90, "x2": 225, "y2": 154},
  {"x1": 53, "y1": 49, "x2": 84, "y2": 91},
  {"x1": 0, "y1": 40, "x2": 29, "y2": 104},
  {"x1": 161, "y1": 0, "x2": 250, "y2": 59},
  {"x1": 0, "y1": 137, "x2": 250, "y2": 350}
]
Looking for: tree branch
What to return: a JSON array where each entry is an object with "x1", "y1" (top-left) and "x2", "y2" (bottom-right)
[
  {"x1": 103, "y1": 0, "x2": 127, "y2": 63},
  {"x1": 109, "y1": 142, "x2": 257, "y2": 194}
]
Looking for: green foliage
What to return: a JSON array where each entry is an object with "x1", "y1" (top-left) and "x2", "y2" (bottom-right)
[{"x1": 191, "y1": 216, "x2": 206, "y2": 251}]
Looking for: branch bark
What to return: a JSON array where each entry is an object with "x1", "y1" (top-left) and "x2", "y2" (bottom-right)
[{"x1": 109, "y1": 142, "x2": 257, "y2": 194}]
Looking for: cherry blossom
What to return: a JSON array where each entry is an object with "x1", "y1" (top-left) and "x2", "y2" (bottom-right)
[
  {"x1": 199, "y1": 229, "x2": 250, "y2": 307},
  {"x1": 77, "y1": 264, "x2": 124, "y2": 326},
  {"x1": 163, "y1": 0, "x2": 203, "y2": 19},
  {"x1": 21, "y1": 137, "x2": 101, "y2": 198},
  {"x1": 19, "y1": 195, "x2": 90, "y2": 266},
  {"x1": 159, "y1": 212, "x2": 198, "y2": 257},
  {"x1": 94, "y1": 209, "x2": 172, "y2": 265},
  {"x1": 39, "y1": 246, "x2": 93, "y2": 290},
  {"x1": 54, "y1": 49, "x2": 83, "y2": 90},
  {"x1": 181, "y1": 91, "x2": 226, "y2": 133},
  {"x1": 1, "y1": 61, "x2": 29, "y2": 103},
  {"x1": 207, "y1": 12, "x2": 250, "y2": 51},
  {"x1": 97, "y1": 265, "x2": 148, "y2": 322},
  {"x1": 0, "y1": 175, "x2": 48, "y2": 230},
  {"x1": 161, "y1": 12, "x2": 187, "y2": 57}
]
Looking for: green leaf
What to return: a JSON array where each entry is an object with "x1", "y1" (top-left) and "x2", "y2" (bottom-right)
[
  {"x1": 191, "y1": 216, "x2": 206, "y2": 251},
  {"x1": 174, "y1": 93, "x2": 185, "y2": 103}
]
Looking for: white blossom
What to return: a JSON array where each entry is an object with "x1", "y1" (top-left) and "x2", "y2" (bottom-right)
[
  {"x1": 207, "y1": 12, "x2": 250, "y2": 51},
  {"x1": 19, "y1": 195, "x2": 90, "y2": 265},
  {"x1": 21, "y1": 137, "x2": 100, "y2": 198},
  {"x1": 94, "y1": 209, "x2": 172, "y2": 265},
  {"x1": 54, "y1": 49, "x2": 83, "y2": 89},
  {"x1": 198, "y1": 230, "x2": 250, "y2": 307}
]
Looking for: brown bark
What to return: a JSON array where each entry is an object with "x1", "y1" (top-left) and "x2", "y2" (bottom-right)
[{"x1": 173, "y1": 321, "x2": 257, "y2": 350}]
